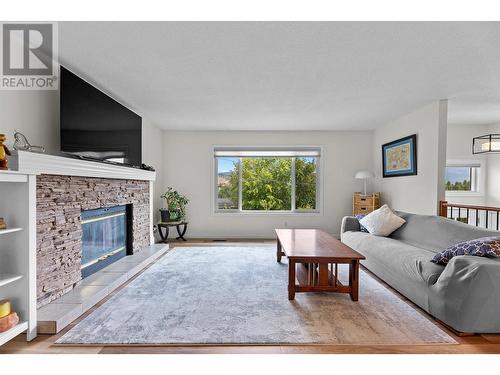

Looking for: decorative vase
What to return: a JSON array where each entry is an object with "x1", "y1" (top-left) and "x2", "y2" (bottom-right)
[
  {"x1": 159, "y1": 208, "x2": 170, "y2": 222},
  {"x1": 159, "y1": 208, "x2": 180, "y2": 222}
]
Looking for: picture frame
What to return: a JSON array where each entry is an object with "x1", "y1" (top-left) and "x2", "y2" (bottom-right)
[{"x1": 382, "y1": 134, "x2": 417, "y2": 178}]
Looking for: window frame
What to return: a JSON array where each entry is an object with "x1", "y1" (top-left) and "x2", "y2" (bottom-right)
[
  {"x1": 445, "y1": 160, "x2": 483, "y2": 197},
  {"x1": 213, "y1": 147, "x2": 322, "y2": 215}
]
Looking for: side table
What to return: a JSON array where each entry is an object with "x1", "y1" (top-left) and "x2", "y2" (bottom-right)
[{"x1": 157, "y1": 221, "x2": 188, "y2": 242}]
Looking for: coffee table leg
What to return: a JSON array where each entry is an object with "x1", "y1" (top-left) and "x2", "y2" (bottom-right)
[
  {"x1": 349, "y1": 260, "x2": 360, "y2": 301},
  {"x1": 277, "y1": 239, "x2": 282, "y2": 262},
  {"x1": 288, "y1": 260, "x2": 296, "y2": 300}
]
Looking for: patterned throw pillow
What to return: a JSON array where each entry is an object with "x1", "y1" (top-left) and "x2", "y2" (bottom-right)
[
  {"x1": 355, "y1": 214, "x2": 369, "y2": 233},
  {"x1": 431, "y1": 236, "x2": 500, "y2": 265}
]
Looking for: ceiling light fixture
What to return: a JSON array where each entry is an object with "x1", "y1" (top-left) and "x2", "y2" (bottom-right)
[{"x1": 472, "y1": 134, "x2": 500, "y2": 154}]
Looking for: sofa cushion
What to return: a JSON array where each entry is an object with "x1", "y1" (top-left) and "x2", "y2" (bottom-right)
[
  {"x1": 390, "y1": 211, "x2": 500, "y2": 253},
  {"x1": 359, "y1": 204, "x2": 406, "y2": 236},
  {"x1": 342, "y1": 231, "x2": 444, "y2": 287},
  {"x1": 431, "y1": 236, "x2": 500, "y2": 265}
]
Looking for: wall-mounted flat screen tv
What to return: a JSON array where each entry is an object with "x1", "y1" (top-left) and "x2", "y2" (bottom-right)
[{"x1": 60, "y1": 66, "x2": 142, "y2": 167}]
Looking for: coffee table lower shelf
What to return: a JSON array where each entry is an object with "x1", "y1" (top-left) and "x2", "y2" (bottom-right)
[
  {"x1": 276, "y1": 235, "x2": 361, "y2": 301},
  {"x1": 286, "y1": 260, "x2": 360, "y2": 301}
]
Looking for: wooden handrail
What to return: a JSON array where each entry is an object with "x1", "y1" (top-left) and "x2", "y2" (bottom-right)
[
  {"x1": 439, "y1": 201, "x2": 500, "y2": 215},
  {"x1": 439, "y1": 200, "x2": 500, "y2": 230},
  {"x1": 439, "y1": 200, "x2": 448, "y2": 217}
]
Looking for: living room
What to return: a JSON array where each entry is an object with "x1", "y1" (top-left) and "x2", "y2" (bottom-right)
[{"x1": 1, "y1": 2, "x2": 500, "y2": 373}]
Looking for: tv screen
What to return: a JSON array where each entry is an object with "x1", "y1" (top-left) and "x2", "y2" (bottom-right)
[{"x1": 60, "y1": 66, "x2": 142, "y2": 167}]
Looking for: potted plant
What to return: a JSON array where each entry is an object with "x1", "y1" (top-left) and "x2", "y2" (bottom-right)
[{"x1": 160, "y1": 187, "x2": 189, "y2": 222}]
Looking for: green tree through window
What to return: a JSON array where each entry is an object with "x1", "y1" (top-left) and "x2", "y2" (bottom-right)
[
  {"x1": 217, "y1": 156, "x2": 318, "y2": 211},
  {"x1": 295, "y1": 157, "x2": 317, "y2": 210},
  {"x1": 445, "y1": 166, "x2": 476, "y2": 191},
  {"x1": 241, "y1": 158, "x2": 292, "y2": 210},
  {"x1": 445, "y1": 179, "x2": 471, "y2": 191}
]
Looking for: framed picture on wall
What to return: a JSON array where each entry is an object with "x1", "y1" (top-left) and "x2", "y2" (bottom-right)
[{"x1": 382, "y1": 134, "x2": 417, "y2": 178}]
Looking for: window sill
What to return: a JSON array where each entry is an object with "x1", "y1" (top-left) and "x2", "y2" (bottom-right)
[
  {"x1": 213, "y1": 210, "x2": 322, "y2": 217},
  {"x1": 445, "y1": 191, "x2": 483, "y2": 197}
]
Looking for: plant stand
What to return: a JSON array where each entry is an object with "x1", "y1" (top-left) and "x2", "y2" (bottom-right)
[{"x1": 157, "y1": 221, "x2": 188, "y2": 242}]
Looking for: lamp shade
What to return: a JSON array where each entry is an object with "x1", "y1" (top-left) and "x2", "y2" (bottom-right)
[{"x1": 355, "y1": 171, "x2": 375, "y2": 179}]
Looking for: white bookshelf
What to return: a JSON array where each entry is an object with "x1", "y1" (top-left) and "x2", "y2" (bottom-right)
[
  {"x1": 0, "y1": 321, "x2": 28, "y2": 346},
  {"x1": 0, "y1": 171, "x2": 37, "y2": 346},
  {"x1": 0, "y1": 228, "x2": 23, "y2": 235},
  {"x1": 0, "y1": 274, "x2": 23, "y2": 288}
]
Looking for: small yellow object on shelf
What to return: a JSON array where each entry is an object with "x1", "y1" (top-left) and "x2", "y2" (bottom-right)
[
  {"x1": 0, "y1": 299, "x2": 11, "y2": 319},
  {"x1": 0, "y1": 217, "x2": 6, "y2": 230}
]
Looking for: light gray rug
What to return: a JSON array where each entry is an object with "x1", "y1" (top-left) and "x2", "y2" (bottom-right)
[{"x1": 57, "y1": 246, "x2": 456, "y2": 345}]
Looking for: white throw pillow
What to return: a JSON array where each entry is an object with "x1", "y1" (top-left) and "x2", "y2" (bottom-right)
[{"x1": 359, "y1": 204, "x2": 406, "y2": 236}]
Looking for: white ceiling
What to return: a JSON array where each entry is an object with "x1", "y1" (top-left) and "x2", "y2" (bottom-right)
[{"x1": 58, "y1": 22, "x2": 500, "y2": 130}]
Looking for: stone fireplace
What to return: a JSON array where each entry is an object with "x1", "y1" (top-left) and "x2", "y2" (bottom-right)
[{"x1": 36, "y1": 175, "x2": 150, "y2": 308}]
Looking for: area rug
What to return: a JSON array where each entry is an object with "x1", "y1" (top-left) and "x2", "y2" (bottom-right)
[{"x1": 57, "y1": 246, "x2": 456, "y2": 345}]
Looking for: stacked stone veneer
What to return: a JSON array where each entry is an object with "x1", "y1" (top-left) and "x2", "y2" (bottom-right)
[{"x1": 36, "y1": 175, "x2": 150, "y2": 308}]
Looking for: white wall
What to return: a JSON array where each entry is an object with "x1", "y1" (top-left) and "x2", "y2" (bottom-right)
[
  {"x1": 0, "y1": 91, "x2": 59, "y2": 153},
  {"x1": 446, "y1": 122, "x2": 500, "y2": 207},
  {"x1": 485, "y1": 123, "x2": 500, "y2": 206},
  {"x1": 446, "y1": 123, "x2": 488, "y2": 206},
  {"x1": 142, "y1": 119, "x2": 164, "y2": 222},
  {"x1": 372, "y1": 100, "x2": 448, "y2": 215},
  {"x1": 162, "y1": 131, "x2": 373, "y2": 238},
  {"x1": 0, "y1": 89, "x2": 164, "y2": 217}
]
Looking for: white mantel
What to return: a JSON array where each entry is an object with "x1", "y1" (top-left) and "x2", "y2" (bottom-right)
[
  {"x1": 8, "y1": 151, "x2": 156, "y2": 246},
  {"x1": 9, "y1": 150, "x2": 156, "y2": 181}
]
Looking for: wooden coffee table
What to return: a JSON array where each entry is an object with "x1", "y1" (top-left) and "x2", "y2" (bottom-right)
[{"x1": 275, "y1": 229, "x2": 365, "y2": 301}]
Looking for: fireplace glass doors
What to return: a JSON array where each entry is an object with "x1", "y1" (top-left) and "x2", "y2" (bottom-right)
[{"x1": 81, "y1": 205, "x2": 131, "y2": 278}]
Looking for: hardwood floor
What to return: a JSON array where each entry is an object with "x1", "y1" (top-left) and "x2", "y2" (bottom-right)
[{"x1": 2, "y1": 239, "x2": 500, "y2": 354}]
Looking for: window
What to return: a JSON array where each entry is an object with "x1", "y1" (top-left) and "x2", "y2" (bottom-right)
[
  {"x1": 445, "y1": 165, "x2": 480, "y2": 192},
  {"x1": 215, "y1": 147, "x2": 320, "y2": 213}
]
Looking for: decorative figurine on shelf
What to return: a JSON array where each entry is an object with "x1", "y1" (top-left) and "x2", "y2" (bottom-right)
[
  {"x1": 0, "y1": 300, "x2": 19, "y2": 333},
  {"x1": 13, "y1": 130, "x2": 45, "y2": 153},
  {"x1": 0, "y1": 217, "x2": 6, "y2": 230},
  {"x1": 0, "y1": 133, "x2": 11, "y2": 170}
]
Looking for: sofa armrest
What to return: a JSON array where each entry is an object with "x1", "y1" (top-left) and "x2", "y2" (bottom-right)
[
  {"x1": 340, "y1": 216, "x2": 361, "y2": 236},
  {"x1": 430, "y1": 256, "x2": 500, "y2": 333}
]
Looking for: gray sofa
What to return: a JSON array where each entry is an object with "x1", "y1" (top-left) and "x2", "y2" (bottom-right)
[{"x1": 341, "y1": 211, "x2": 500, "y2": 333}]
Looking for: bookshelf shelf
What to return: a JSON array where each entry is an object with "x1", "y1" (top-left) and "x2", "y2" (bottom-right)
[
  {"x1": 0, "y1": 321, "x2": 28, "y2": 346},
  {"x1": 0, "y1": 228, "x2": 23, "y2": 236},
  {"x1": 0, "y1": 274, "x2": 23, "y2": 287}
]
